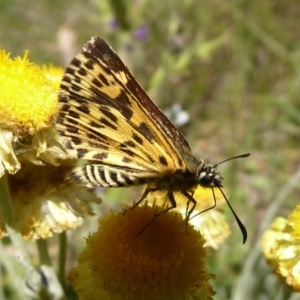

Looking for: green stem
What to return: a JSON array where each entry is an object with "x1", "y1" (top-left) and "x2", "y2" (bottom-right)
[
  {"x1": 0, "y1": 244, "x2": 3, "y2": 300},
  {"x1": 37, "y1": 239, "x2": 51, "y2": 266},
  {"x1": 58, "y1": 232, "x2": 67, "y2": 291},
  {"x1": 36, "y1": 235, "x2": 65, "y2": 299}
]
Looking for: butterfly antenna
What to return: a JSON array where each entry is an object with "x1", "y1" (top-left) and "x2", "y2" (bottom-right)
[
  {"x1": 214, "y1": 153, "x2": 250, "y2": 167},
  {"x1": 215, "y1": 188, "x2": 247, "y2": 244}
]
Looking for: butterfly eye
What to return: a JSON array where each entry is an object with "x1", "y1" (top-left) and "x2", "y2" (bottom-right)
[{"x1": 199, "y1": 173, "x2": 213, "y2": 186}]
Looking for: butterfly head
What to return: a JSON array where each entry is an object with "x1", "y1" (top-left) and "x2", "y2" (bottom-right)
[
  {"x1": 197, "y1": 153, "x2": 250, "y2": 189},
  {"x1": 198, "y1": 163, "x2": 223, "y2": 188}
]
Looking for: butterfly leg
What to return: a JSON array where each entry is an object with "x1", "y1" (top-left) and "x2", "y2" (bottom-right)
[
  {"x1": 135, "y1": 189, "x2": 177, "y2": 237},
  {"x1": 181, "y1": 190, "x2": 197, "y2": 225},
  {"x1": 131, "y1": 187, "x2": 161, "y2": 210}
]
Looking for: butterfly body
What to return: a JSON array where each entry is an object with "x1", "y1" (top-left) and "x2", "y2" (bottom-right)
[{"x1": 56, "y1": 37, "x2": 248, "y2": 243}]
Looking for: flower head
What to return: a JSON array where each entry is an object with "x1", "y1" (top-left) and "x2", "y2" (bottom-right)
[
  {"x1": 42, "y1": 64, "x2": 65, "y2": 89},
  {"x1": 0, "y1": 49, "x2": 59, "y2": 135},
  {"x1": 68, "y1": 202, "x2": 215, "y2": 300},
  {"x1": 0, "y1": 160, "x2": 101, "y2": 240},
  {"x1": 262, "y1": 204, "x2": 300, "y2": 291},
  {"x1": 0, "y1": 48, "x2": 100, "y2": 240},
  {"x1": 0, "y1": 49, "x2": 66, "y2": 177}
]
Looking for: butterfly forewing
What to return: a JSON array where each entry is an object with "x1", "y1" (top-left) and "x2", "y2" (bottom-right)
[
  {"x1": 83, "y1": 37, "x2": 191, "y2": 152},
  {"x1": 56, "y1": 36, "x2": 192, "y2": 187}
]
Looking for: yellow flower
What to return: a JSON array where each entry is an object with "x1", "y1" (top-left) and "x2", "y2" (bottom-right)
[
  {"x1": 0, "y1": 47, "x2": 102, "y2": 240},
  {"x1": 0, "y1": 160, "x2": 101, "y2": 240},
  {"x1": 261, "y1": 205, "x2": 300, "y2": 291},
  {"x1": 147, "y1": 186, "x2": 231, "y2": 249},
  {"x1": 190, "y1": 187, "x2": 231, "y2": 248},
  {"x1": 68, "y1": 202, "x2": 215, "y2": 300},
  {"x1": 0, "y1": 49, "x2": 59, "y2": 134},
  {"x1": 42, "y1": 64, "x2": 64, "y2": 89},
  {"x1": 0, "y1": 49, "x2": 66, "y2": 177}
]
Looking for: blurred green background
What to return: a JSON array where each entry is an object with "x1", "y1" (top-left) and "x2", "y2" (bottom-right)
[{"x1": 1, "y1": 0, "x2": 300, "y2": 299}]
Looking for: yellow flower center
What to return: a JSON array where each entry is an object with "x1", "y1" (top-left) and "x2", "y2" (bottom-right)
[{"x1": 68, "y1": 202, "x2": 214, "y2": 300}]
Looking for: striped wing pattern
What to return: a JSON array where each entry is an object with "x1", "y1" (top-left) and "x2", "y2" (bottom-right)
[{"x1": 56, "y1": 37, "x2": 191, "y2": 188}]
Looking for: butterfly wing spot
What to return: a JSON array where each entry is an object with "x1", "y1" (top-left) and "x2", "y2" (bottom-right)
[
  {"x1": 71, "y1": 57, "x2": 82, "y2": 68},
  {"x1": 137, "y1": 122, "x2": 155, "y2": 142},
  {"x1": 66, "y1": 125, "x2": 79, "y2": 134},
  {"x1": 77, "y1": 148, "x2": 89, "y2": 158},
  {"x1": 122, "y1": 157, "x2": 132, "y2": 163},
  {"x1": 132, "y1": 133, "x2": 143, "y2": 145},
  {"x1": 98, "y1": 72, "x2": 109, "y2": 86},
  {"x1": 99, "y1": 117, "x2": 118, "y2": 130},
  {"x1": 88, "y1": 141, "x2": 109, "y2": 150},
  {"x1": 77, "y1": 105, "x2": 90, "y2": 114},
  {"x1": 93, "y1": 152, "x2": 108, "y2": 160},
  {"x1": 65, "y1": 141, "x2": 73, "y2": 150},
  {"x1": 78, "y1": 67, "x2": 88, "y2": 77},
  {"x1": 99, "y1": 107, "x2": 118, "y2": 123},
  {"x1": 89, "y1": 120, "x2": 103, "y2": 129},
  {"x1": 159, "y1": 156, "x2": 168, "y2": 166},
  {"x1": 70, "y1": 84, "x2": 82, "y2": 93},
  {"x1": 61, "y1": 104, "x2": 71, "y2": 110},
  {"x1": 84, "y1": 59, "x2": 96, "y2": 71},
  {"x1": 91, "y1": 77, "x2": 104, "y2": 89},
  {"x1": 121, "y1": 140, "x2": 136, "y2": 148},
  {"x1": 71, "y1": 136, "x2": 81, "y2": 145},
  {"x1": 68, "y1": 110, "x2": 80, "y2": 119},
  {"x1": 113, "y1": 90, "x2": 134, "y2": 120},
  {"x1": 121, "y1": 149, "x2": 135, "y2": 156},
  {"x1": 146, "y1": 154, "x2": 156, "y2": 164}
]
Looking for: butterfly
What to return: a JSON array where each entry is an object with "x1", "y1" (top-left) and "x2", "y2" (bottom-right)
[{"x1": 56, "y1": 36, "x2": 249, "y2": 243}]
